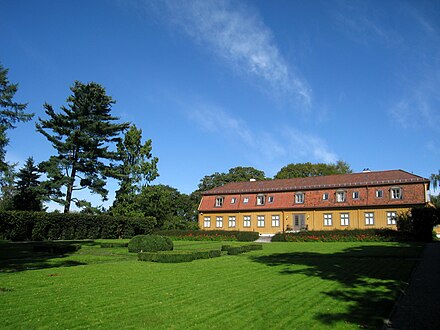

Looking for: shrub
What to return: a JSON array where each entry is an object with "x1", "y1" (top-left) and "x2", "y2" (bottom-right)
[
  {"x1": 128, "y1": 235, "x2": 173, "y2": 253},
  {"x1": 155, "y1": 230, "x2": 259, "y2": 242},
  {"x1": 236, "y1": 231, "x2": 259, "y2": 242},
  {"x1": 397, "y1": 206, "x2": 440, "y2": 242},
  {"x1": 138, "y1": 249, "x2": 222, "y2": 263},
  {"x1": 100, "y1": 242, "x2": 128, "y2": 248},
  {"x1": 155, "y1": 251, "x2": 195, "y2": 263},
  {"x1": 33, "y1": 242, "x2": 81, "y2": 254},
  {"x1": 272, "y1": 229, "x2": 403, "y2": 242}
]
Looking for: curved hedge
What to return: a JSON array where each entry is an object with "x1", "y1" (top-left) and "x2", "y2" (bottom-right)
[
  {"x1": 0, "y1": 211, "x2": 156, "y2": 241},
  {"x1": 128, "y1": 235, "x2": 173, "y2": 253},
  {"x1": 272, "y1": 229, "x2": 403, "y2": 242},
  {"x1": 155, "y1": 230, "x2": 259, "y2": 242}
]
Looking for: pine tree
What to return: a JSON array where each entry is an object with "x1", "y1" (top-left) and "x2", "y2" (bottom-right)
[
  {"x1": 36, "y1": 81, "x2": 129, "y2": 212},
  {"x1": 13, "y1": 157, "x2": 44, "y2": 211}
]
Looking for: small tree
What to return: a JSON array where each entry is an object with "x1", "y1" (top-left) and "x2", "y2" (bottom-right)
[
  {"x1": 12, "y1": 157, "x2": 44, "y2": 211},
  {"x1": 396, "y1": 206, "x2": 439, "y2": 242},
  {"x1": 36, "y1": 81, "x2": 129, "y2": 212}
]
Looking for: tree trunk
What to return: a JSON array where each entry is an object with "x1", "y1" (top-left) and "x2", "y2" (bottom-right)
[{"x1": 64, "y1": 166, "x2": 76, "y2": 213}]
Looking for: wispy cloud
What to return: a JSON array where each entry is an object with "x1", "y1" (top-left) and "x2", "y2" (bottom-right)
[
  {"x1": 188, "y1": 104, "x2": 337, "y2": 164},
  {"x1": 149, "y1": 0, "x2": 311, "y2": 108}
]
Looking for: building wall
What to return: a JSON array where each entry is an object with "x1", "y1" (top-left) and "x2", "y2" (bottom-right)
[{"x1": 198, "y1": 206, "x2": 411, "y2": 234}]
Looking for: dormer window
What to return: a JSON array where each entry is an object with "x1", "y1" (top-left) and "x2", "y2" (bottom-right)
[
  {"x1": 295, "y1": 192, "x2": 304, "y2": 204},
  {"x1": 231, "y1": 198, "x2": 236, "y2": 204},
  {"x1": 268, "y1": 196, "x2": 274, "y2": 203},
  {"x1": 390, "y1": 187, "x2": 402, "y2": 200},
  {"x1": 376, "y1": 190, "x2": 383, "y2": 198},
  {"x1": 352, "y1": 191, "x2": 359, "y2": 200},
  {"x1": 215, "y1": 197, "x2": 224, "y2": 207},
  {"x1": 257, "y1": 195, "x2": 265, "y2": 205},
  {"x1": 243, "y1": 197, "x2": 249, "y2": 204},
  {"x1": 336, "y1": 191, "x2": 346, "y2": 202},
  {"x1": 322, "y1": 193, "x2": 329, "y2": 200}
]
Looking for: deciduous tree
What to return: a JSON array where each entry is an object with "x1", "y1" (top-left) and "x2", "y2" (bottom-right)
[{"x1": 275, "y1": 161, "x2": 352, "y2": 179}]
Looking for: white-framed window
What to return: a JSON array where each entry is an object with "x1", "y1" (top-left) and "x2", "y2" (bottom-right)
[
  {"x1": 322, "y1": 193, "x2": 329, "y2": 201},
  {"x1": 336, "y1": 191, "x2": 346, "y2": 202},
  {"x1": 365, "y1": 212, "x2": 374, "y2": 225},
  {"x1": 243, "y1": 197, "x2": 249, "y2": 204},
  {"x1": 231, "y1": 198, "x2": 236, "y2": 204},
  {"x1": 295, "y1": 192, "x2": 304, "y2": 204},
  {"x1": 324, "y1": 213, "x2": 333, "y2": 226},
  {"x1": 340, "y1": 213, "x2": 349, "y2": 226},
  {"x1": 391, "y1": 188, "x2": 402, "y2": 200},
  {"x1": 271, "y1": 215, "x2": 280, "y2": 227},
  {"x1": 216, "y1": 216, "x2": 223, "y2": 228},
  {"x1": 257, "y1": 195, "x2": 265, "y2": 205},
  {"x1": 257, "y1": 215, "x2": 265, "y2": 227},
  {"x1": 268, "y1": 196, "x2": 274, "y2": 203},
  {"x1": 228, "y1": 216, "x2": 236, "y2": 228},
  {"x1": 376, "y1": 190, "x2": 383, "y2": 198},
  {"x1": 387, "y1": 211, "x2": 397, "y2": 225},
  {"x1": 243, "y1": 215, "x2": 251, "y2": 227},
  {"x1": 203, "y1": 216, "x2": 211, "y2": 228},
  {"x1": 352, "y1": 191, "x2": 359, "y2": 200},
  {"x1": 215, "y1": 197, "x2": 224, "y2": 207}
]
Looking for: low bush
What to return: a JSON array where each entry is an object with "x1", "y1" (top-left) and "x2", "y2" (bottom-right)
[
  {"x1": 272, "y1": 229, "x2": 403, "y2": 242},
  {"x1": 155, "y1": 230, "x2": 259, "y2": 242},
  {"x1": 32, "y1": 242, "x2": 81, "y2": 254},
  {"x1": 221, "y1": 244, "x2": 263, "y2": 255},
  {"x1": 100, "y1": 242, "x2": 128, "y2": 248},
  {"x1": 128, "y1": 235, "x2": 173, "y2": 253},
  {"x1": 0, "y1": 211, "x2": 156, "y2": 241},
  {"x1": 138, "y1": 249, "x2": 221, "y2": 263}
]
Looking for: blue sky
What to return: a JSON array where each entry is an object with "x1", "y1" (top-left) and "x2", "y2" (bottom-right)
[{"x1": 1, "y1": 0, "x2": 440, "y2": 209}]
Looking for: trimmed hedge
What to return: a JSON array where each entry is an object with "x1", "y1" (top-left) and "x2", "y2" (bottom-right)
[
  {"x1": 32, "y1": 242, "x2": 81, "y2": 254},
  {"x1": 221, "y1": 244, "x2": 263, "y2": 255},
  {"x1": 100, "y1": 242, "x2": 128, "y2": 248},
  {"x1": 155, "y1": 230, "x2": 259, "y2": 242},
  {"x1": 0, "y1": 211, "x2": 156, "y2": 241},
  {"x1": 272, "y1": 229, "x2": 404, "y2": 242},
  {"x1": 138, "y1": 249, "x2": 222, "y2": 263},
  {"x1": 128, "y1": 235, "x2": 173, "y2": 253}
]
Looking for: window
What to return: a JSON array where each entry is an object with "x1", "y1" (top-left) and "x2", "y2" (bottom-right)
[
  {"x1": 352, "y1": 191, "x2": 359, "y2": 200},
  {"x1": 216, "y1": 216, "x2": 223, "y2": 228},
  {"x1": 231, "y1": 198, "x2": 236, "y2": 204},
  {"x1": 340, "y1": 213, "x2": 350, "y2": 226},
  {"x1": 324, "y1": 214, "x2": 333, "y2": 226},
  {"x1": 365, "y1": 212, "x2": 374, "y2": 225},
  {"x1": 228, "y1": 216, "x2": 236, "y2": 228},
  {"x1": 391, "y1": 188, "x2": 402, "y2": 200},
  {"x1": 322, "y1": 193, "x2": 329, "y2": 201},
  {"x1": 268, "y1": 196, "x2": 274, "y2": 203},
  {"x1": 243, "y1": 216, "x2": 251, "y2": 227},
  {"x1": 387, "y1": 211, "x2": 397, "y2": 225},
  {"x1": 336, "y1": 191, "x2": 346, "y2": 202},
  {"x1": 243, "y1": 197, "x2": 249, "y2": 204},
  {"x1": 295, "y1": 193, "x2": 304, "y2": 204},
  {"x1": 203, "y1": 217, "x2": 211, "y2": 228},
  {"x1": 257, "y1": 215, "x2": 265, "y2": 227},
  {"x1": 215, "y1": 197, "x2": 224, "y2": 207},
  {"x1": 257, "y1": 195, "x2": 265, "y2": 205},
  {"x1": 376, "y1": 190, "x2": 383, "y2": 198},
  {"x1": 271, "y1": 215, "x2": 280, "y2": 227}
]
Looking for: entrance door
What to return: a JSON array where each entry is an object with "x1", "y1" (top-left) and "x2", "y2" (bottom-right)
[{"x1": 293, "y1": 214, "x2": 305, "y2": 231}]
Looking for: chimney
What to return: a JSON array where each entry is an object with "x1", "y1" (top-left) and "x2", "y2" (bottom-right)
[
  {"x1": 362, "y1": 168, "x2": 371, "y2": 173},
  {"x1": 249, "y1": 178, "x2": 256, "y2": 182}
]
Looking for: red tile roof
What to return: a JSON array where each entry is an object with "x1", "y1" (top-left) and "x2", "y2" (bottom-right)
[{"x1": 202, "y1": 170, "x2": 429, "y2": 195}]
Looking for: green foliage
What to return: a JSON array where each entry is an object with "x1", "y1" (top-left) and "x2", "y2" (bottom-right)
[
  {"x1": 274, "y1": 160, "x2": 352, "y2": 179},
  {"x1": 32, "y1": 242, "x2": 81, "y2": 254},
  {"x1": 155, "y1": 229, "x2": 259, "y2": 242},
  {"x1": 221, "y1": 243, "x2": 263, "y2": 255},
  {"x1": 138, "y1": 248, "x2": 222, "y2": 263},
  {"x1": 100, "y1": 242, "x2": 128, "y2": 248},
  {"x1": 396, "y1": 206, "x2": 439, "y2": 242},
  {"x1": 0, "y1": 163, "x2": 16, "y2": 211},
  {"x1": 12, "y1": 157, "x2": 44, "y2": 211},
  {"x1": 0, "y1": 63, "x2": 33, "y2": 173},
  {"x1": 128, "y1": 235, "x2": 173, "y2": 253},
  {"x1": 271, "y1": 229, "x2": 402, "y2": 242},
  {"x1": 431, "y1": 171, "x2": 440, "y2": 191},
  {"x1": 112, "y1": 124, "x2": 159, "y2": 212},
  {"x1": 36, "y1": 81, "x2": 129, "y2": 212},
  {"x1": 0, "y1": 211, "x2": 156, "y2": 241}
]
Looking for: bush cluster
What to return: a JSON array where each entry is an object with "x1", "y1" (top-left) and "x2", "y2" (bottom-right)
[
  {"x1": 155, "y1": 230, "x2": 259, "y2": 242},
  {"x1": 396, "y1": 206, "x2": 440, "y2": 242},
  {"x1": 138, "y1": 249, "x2": 221, "y2": 263},
  {"x1": 0, "y1": 211, "x2": 156, "y2": 241},
  {"x1": 128, "y1": 235, "x2": 173, "y2": 253},
  {"x1": 221, "y1": 244, "x2": 263, "y2": 255},
  {"x1": 272, "y1": 229, "x2": 403, "y2": 242}
]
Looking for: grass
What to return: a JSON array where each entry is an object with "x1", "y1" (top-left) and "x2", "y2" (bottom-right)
[{"x1": 0, "y1": 240, "x2": 423, "y2": 329}]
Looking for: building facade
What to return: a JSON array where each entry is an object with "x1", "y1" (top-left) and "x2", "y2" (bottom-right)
[{"x1": 198, "y1": 170, "x2": 430, "y2": 234}]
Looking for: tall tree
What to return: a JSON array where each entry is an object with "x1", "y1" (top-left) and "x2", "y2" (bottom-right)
[
  {"x1": 274, "y1": 161, "x2": 352, "y2": 179},
  {"x1": 0, "y1": 163, "x2": 16, "y2": 211},
  {"x1": 12, "y1": 157, "x2": 44, "y2": 211},
  {"x1": 36, "y1": 81, "x2": 129, "y2": 212},
  {"x1": 431, "y1": 171, "x2": 440, "y2": 191},
  {"x1": 0, "y1": 63, "x2": 33, "y2": 172},
  {"x1": 113, "y1": 124, "x2": 159, "y2": 208}
]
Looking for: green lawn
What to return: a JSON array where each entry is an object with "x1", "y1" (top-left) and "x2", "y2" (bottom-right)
[{"x1": 0, "y1": 240, "x2": 423, "y2": 329}]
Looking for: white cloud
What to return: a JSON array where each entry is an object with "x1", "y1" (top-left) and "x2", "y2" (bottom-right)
[
  {"x1": 150, "y1": 0, "x2": 311, "y2": 108},
  {"x1": 188, "y1": 105, "x2": 337, "y2": 164}
]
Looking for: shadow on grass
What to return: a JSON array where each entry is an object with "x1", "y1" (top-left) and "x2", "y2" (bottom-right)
[
  {"x1": 251, "y1": 243, "x2": 423, "y2": 328},
  {"x1": 0, "y1": 240, "x2": 94, "y2": 273}
]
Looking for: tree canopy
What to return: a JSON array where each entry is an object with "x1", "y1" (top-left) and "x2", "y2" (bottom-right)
[
  {"x1": 0, "y1": 63, "x2": 33, "y2": 173},
  {"x1": 36, "y1": 81, "x2": 129, "y2": 212},
  {"x1": 12, "y1": 157, "x2": 44, "y2": 211},
  {"x1": 274, "y1": 161, "x2": 352, "y2": 179}
]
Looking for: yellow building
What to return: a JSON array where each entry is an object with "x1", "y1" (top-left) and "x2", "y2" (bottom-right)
[{"x1": 198, "y1": 170, "x2": 430, "y2": 234}]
